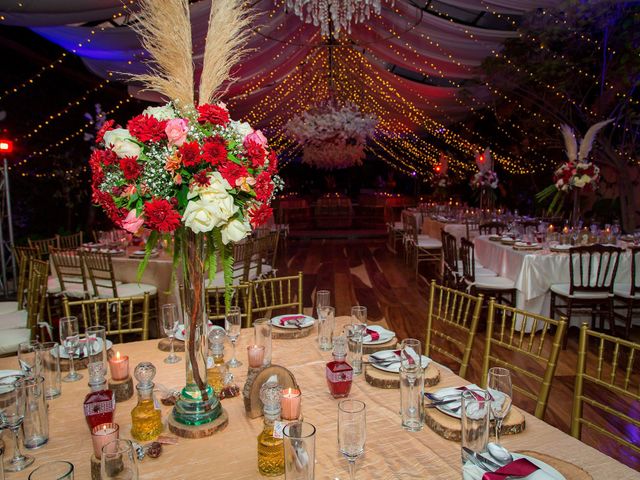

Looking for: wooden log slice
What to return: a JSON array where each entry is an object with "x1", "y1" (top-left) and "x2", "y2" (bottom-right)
[
  {"x1": 516, "y1": 451, "x2": 592, "y2": 479},
  {"x1": 90, "y1": 454, "x2": 101, "y2": 480},
  {"x1": 108, "y1": 376, "x2": 134, "y2": 402},
  {"x1": 424, "y1": 405, "x2": 525, "y2": 442},
  {"x1": 157, "y1": 338, "x2": 185, "y2": 352},
  {"x1": 167, "y1": 408, "x2": 228, "y2": 439},
  {"x1": 364, "y1": 363, "x2": 440, "y2": 389},
  {"x1": 271, "y1": 326, "x2": 312, "y2": 340},
  {"x1": 362, "y1": 337, "x2": 398, "y2": 355},
  {"x1": 59, "y1": 348, "x2": 114, "y2": 372},
  {"x1": 243, "y1": 365, "x2": 298, "y2": 418}
]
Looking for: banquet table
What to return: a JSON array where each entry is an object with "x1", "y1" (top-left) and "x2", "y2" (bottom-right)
[
  {"x1": 1, "y1": 316, "x2": 638, "y2": 479},
  {"x1": 421, "y1": 217, "x2": 476, "y2": 243}
]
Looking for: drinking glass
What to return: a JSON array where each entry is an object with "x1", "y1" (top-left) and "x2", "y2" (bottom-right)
[
  {"x1": 59, "y1": 317, "x2": 82, "y2": 382},
  {"x1": 317, "y1": 306, "x2": 335, "y2": 352},
  {"x1": 225, "y1": 306, "x2": 242, "y2": 368},
  {"x1": 17, "y1": 341, "x2": 41, "y2": 378},
  {"x1": 86, "y1": 326, "x2": 108, "y2": 373},
  {"x1": 487, "y1": 367, "x2": 513, "y2": 447},
  {"x1": 460, "y1": 390, "x2": 490, "y2": 473},
  {"x1": 36, "y1": 342, "x2": 61, "y2": 400},
  {"x1": 345, "y1": 325, "x2": 364, "y2": 376},
  {"x1": 283, "y1": 421, "x2": 316, "y2": 480},
  {"x1": 399, "y1": 338, "x2": 422, "y2": 372},
  {"x1": 18, "y1": 376, "x2": 48, "y2": 449},
  {"x1": 1, "y1": 378, "x2": 34, "y2": 472},
  {"x1": 161, "y1": 304, "x2": 181, "y2": 364},
  {"x1": 253, "y1": 318, "x2": 272, "y2": 367},
  {"x1": 350, "y1": 306, "x2": 367, "y2": 328},
  {"x1": 28, "y1": 461, "x2": 74, "y2": 479},
  {"x1": 338, "y1": 399, "x2": 366, "y2": 480},
  {"x1": 315, "y1": 290, "x2": 330, "y2": 317},
  {"x1": 399, "y1": 364, "x2": 423, "y2": 432},
  {"x1": 100, "y1": 439, "x2": 138, "y2": 480}
]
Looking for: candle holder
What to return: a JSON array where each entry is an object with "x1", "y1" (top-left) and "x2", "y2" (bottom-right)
[
  {"x1": 247, "y1": 345, "x2": 265, "y2": 369},
  {"x1": 108, "y1": 375, "x2": 134, "y2": 402},
  {"x1": 109, "y1": 352, "x2": 130, "y2": 381},
  {"x1": 90, "y1": 423, "x2": 119, "y2": 480},
  {"x1": 281, "y1": 388, "x2": 302, "y2": 421}
]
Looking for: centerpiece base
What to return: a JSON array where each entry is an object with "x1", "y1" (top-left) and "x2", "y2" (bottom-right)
[{"x1": 168, "y1": 407, "x2": 229, "y2": 438}]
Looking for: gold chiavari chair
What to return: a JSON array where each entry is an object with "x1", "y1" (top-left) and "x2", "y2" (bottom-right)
[
  {"x1": 28, "y1": 236, "x2": 58, "y2": 259},
  {"x1": 50, "y1": 248, "x2": 91, "y2": 298},
  {"x1": 206, "y1": 241, "x2": 253, "y2": 287},
  {"x1": 250, "y1": 231, "x2": 280, "y2": 280},
  {"x1": 0, "y1": 246, "x2": 38, "y2": 313},
  {"x1": 482, "y1": 299, "x2": 566, "y2": 420},
  {"x1": 570, "y1": 323, "x2": 640, "y2": 456},
  {"x1": 62, "y1": 293, "x2": 150, "y2": 343},
  {"x1": 401, "y1": 210, "x2": 442, "y2": 278},
  {"x1": 248, "y1": 272, "x2": 304, "y2": 328},
  {"x1": 425, "y1": 280, "x2": 483, "y2": 379},
  {"x1": 81, "y1": 251, "x2": 156, "y2": 299},
  {"x1": 205, "y1": 284, "x2": 251, "y2": 327},
  {"x1": 56, "y1": 232, "x2": 84, "y2": 249}
]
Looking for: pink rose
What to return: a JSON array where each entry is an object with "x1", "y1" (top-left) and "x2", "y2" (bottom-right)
[
  {"x1": 244, "y1": 129, "x2": 268, "y2": 147},
  {"x1": 122, "y1": 209, "x2": 144, "y2": 234},
  {"x1": 165, "y1": 118, "x2": 189, "y2": 147}
]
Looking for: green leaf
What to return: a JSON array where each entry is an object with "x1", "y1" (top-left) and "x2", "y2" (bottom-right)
[
  {"x1": 136, "y1": 231, "x2": 159, "y2": 282},
  {"x1": 206, "y1": 231, "x2": 218, "y2": 287},
  {"x1": 214, "y1": 229, "x2": 234, "y2": 310}
]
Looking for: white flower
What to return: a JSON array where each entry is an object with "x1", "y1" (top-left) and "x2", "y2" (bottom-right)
[
  {"x1": 142, "y1": 104, "x2": 176, "y2": 121},
  {"x1": 103, "y1": 128, "x2": 141, "y2": 158},
  {"x1": 221, "y1": 218, "x2": 251, "y2": 245},
  {"x1": 187, "y1": 171, "x2": 232, "y2": 202},
  {"x1": 207, "y1": 194, "x2": 238, "y2": 223},
  {"x1": 230, "y1": 120, "x2": 254, "y2": 140},
  {"x1": 183, "y1": 199, "x2": 222, "y2": 233},
  {"x1": 573, "y1": 175, "x2": 590, "y2": 188}
]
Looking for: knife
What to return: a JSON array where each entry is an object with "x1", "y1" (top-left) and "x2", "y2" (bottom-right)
[
  {"x1": 462, "y1": 447, "x2": 490, "y2": 472},
  {"x1": 476, "y1": 452, "x2": 502, "y2": 470}
]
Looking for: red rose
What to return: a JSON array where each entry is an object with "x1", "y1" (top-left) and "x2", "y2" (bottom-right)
[
  {"x1": 127, "y1": 114, "x2": 167, "y2": 143},
  {"x1": 197, "y1": 104, "x2": 230, "y2": 126},
  {"x1": 248, "y1": 203, "x2": 273, "y2": 228},
  {"x1": 254, "y1": 171, "x2": 274, "y2": 202},
  {"x1": 143, "y1": 198, "x2": 181, "y2": 232},
  {"x1": 219, "y1": 162, "x2": 249, "y2": 187},
  {"x1": 267, "y1": 150, "x2": 278, "y2": 174},
  {"x1": 178, "y1": 141, "x2": 201, "y2": 167},
  {"x1": 202, "y1": 136, "x2": 228, "y2": 167},
  {"x1": 119, "y1": 156, "x2": 143, "y2": 181},
  {"x1": 244, "y1": 139, "x2": 265, "y2": 168},
  {"x1": 96, "y1": 119, "x2": 116, "y2": 145}
]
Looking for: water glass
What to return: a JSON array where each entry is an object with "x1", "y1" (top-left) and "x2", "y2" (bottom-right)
[
  {"x1": 86, "y1": 326, "x2": 108, "y2": 373},
  {"x1": 399, "y1": 338, "x2": 422, "y2": 373},
  {"x1": 225, "y1": 306, "x2": 242, "y2": 368},
  {"x1": 283, "y1": 421, "x2": 316, "y2": 480},
  {"x1": 59, "y1": 317, "x2": 82, "y2": 383},
  {"x1": 399, "y1": 364, "x2": 424, "y2": 432},
  {"x1": 35, "y1": 342, "x2": 61, "y2": 400},
  {"x1": 315, "y1": 290, "x2": 330, "y2": 317},
  {"x1": 317, "y1": 306, "x2": 335, "y2": 351},
  {"x1": 345, "y1": 325, "x2": 364, "y2": 376},
  {"x1": 100, "y1": 439, "x2": 138, "y2": 480},
  {"x1": 338, "y1": 400, "x2": 366, "y2": 480},
  {"x1": 18, "y1": 341, "x2": 41, "y2": 378},
  {"x1": 350, "y1": 305, "x2": 367, "y2": 327},
  {"x1": 253, "y1": 318, "x2": 272, "y2": 367},
  {"x1": 28, "y1": 461, "x2": 74, "y2": 479},
  {"x1": 18, "y1": 376, "x2": 49, "y2": 449},
  {"x1": 460, "y1": 390, "x2": 490, "y2": 473},
  {"x1": 161, "y1": 304, "x2": 181, "y2": 364},
  {"x1": 487, "y1": 367, "x2": 513, "y2": 446}
]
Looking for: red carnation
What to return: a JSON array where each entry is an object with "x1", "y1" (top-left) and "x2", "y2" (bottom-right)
[
  {"x1": 143, "y1": 198, "x2": 181, "y2": 233},
  {"x1": 89, "y1": 150, "x2": 105, "y2": 186},
  {"x1": 97, "y1": 148, "x2": 118, "y2": 167},
  {"x1": 119, "y1": 156, "x2": 142, "y2": 181},
  {"x1": 254, "y1": 171, "x2": 274, "y2": 202},
  {"x1": 202, "y1": 136, "x2": 228, "y2": 167},
  {"x1": 248, "y1": 203, "x2": 273, "y2": 228},
  {"x1": 127, "y1": 114, "x2": 167, "y2": 143},
  {"x1": 178, "y1": 141, "x2": 201, "y2": 167},
  {"x1": 96, "y1": 119, "x2": 116, "y2": 145},
  {"x1": 197, "y1": 104, "x2": 230, "y2": 126},
  {"x1": 267, "y1": 150, "x2": 278, "y2": 174},
  {"x1": 244, "y1": 139, "x2": 266, "y2": 168},
  {"x1": 192, "y1": 170, "x2": 211, "y2": 187},
  {"x1": 219, "y1": 162, "x2": 249, "y2": 187},
  {"x1": 92, "y1": 189, "x2": 125, "y2": 226}
]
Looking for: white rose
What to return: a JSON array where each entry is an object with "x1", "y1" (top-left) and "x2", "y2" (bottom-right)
[
  {"x1": 103, "y1": 128, "x2": 141, "y2": 158},
  {"x1": 187, "y1": 171, "x2": 232, "y2": 202},
  {"x1": 142, "y1": 104, "x2": 176, "y2": 121},
  {"x1": 230, "y1": 120, "x2": 254, "y2": 140},
  {"x1": 573, "y1": 175, "x2": 589, "y2": 188},
  {"x1": 207, "y1": 194, "x2": 238, "y2": 224},
  {"x1": 183, "y1": 199, "x2": 223, "y2": 233},
  {"x1": 221, "y1": 218, "x2": 251, "y2": 245}
]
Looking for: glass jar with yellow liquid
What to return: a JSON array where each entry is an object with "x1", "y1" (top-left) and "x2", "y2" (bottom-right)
[
  {"x1": 207, "y1": 328, "x2": 228, "y2": 396},
  {"x1": 257, "y1": 381, "x2": 284, "y2": 476},
  {"x1": 130, "y1": 362, "x2": 163, "y2": 441}
]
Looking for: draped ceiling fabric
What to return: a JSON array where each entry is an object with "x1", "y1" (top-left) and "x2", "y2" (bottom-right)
[{"x1": 0, "y1": 0, "x2": 555, "y2": 175}]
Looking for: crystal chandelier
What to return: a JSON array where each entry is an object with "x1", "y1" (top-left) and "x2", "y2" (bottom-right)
[{"x1": 284, "y1": 0, "x2": 394, "y2": 38}]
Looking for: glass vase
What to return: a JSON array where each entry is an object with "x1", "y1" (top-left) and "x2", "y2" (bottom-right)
[{"x1": 172, "y1": 229, "x2": 223, "y2": 426}]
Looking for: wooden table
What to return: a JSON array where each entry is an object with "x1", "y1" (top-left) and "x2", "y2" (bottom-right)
[{"x1": 2, "y1": 317, "x2": 638, "y2": 479}]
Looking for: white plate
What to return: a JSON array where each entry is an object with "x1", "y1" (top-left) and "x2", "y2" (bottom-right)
[
  {"x1": 515, "y1": 242, "x2": 539, "y2": 247},
  {"x1": 0, "y1": 370, "x2": 24, "y2": 393},
  {"x1": 174, "y1": 322, "x2": 219, "y2": 341},
  {"x1": 271, "y1": 314, "x2": 314, "y2": 329},
  {"x1": 363, "y1": 325, "x2": 395, "y2": 345},
  {"x1": 550, "y1": 244, "x2": 572, "y2": 252},
  {"x1": 462, "y1": 453, "x2": 564, "y2": 480},
  {"x1": 429, "y1": 385, "x2": 485, "y2": 419},
  {"x1": 368, "y1": 349, "x2": 430, "y2": 373},
  {"x1": 54, "y1": 339, "x2": 113, "y2": 359}
]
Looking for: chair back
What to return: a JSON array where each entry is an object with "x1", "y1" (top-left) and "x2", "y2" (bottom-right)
[
  {"x1": 629, "y1": 246, "x2": 640, "y2": 296},
  {"x1": 459, "y1": 237, "x2": 477, "y2": 283},
  {"x1": 568, "y1": 244, "x2": 622, "y2": 295},
  {"x1": 465, "y1": 219, "x2": 480, "y2": 240},
  {"x1": 401, "y1": 211, "x2": 419, "y2": 244},
  {"x1": 483, "y1": 299, "x2": 566, "y2": 420},
  {"x1": 478, "y1": 221, "x2": 506, "y2": 236},
  {"x1": 425, "y1": 280, "x2": 483, "y2": 379},
  {"x1": 62, "y1": 293, "x2": 150, "y2": 343},
  {"x1": 518, "y1": 219, "x2": 539, "y2": 235},
  {"x1": 571, "y1": 323, "x2": 640, "y2": 455},
  {"x1": 26, "y1": 259, "x2": 49, "y2": 336},
  {"x1": 57, "y1": 232, "x2": 84, "y2": 249},
  {"x1": 249, "y1": 272, "x2": 304, "y2": 322},
  {"x1": 252, "y1": 231, "x2": 280, "y2": 278},
  {"x1": 440, "y1": 231, "x2": 458, "y2": 288},
  {"x1": 205, "y1": 284, "x2": 251, "y2": 327},
  {"x1": 81, "y1": 251, "x2": 119, "y2": 297},
  {"x1": 28, "y1": 237, "x2": 58, "y2": 259},
  {"x1": 50, "y1": 248, "x2": 90, "y2": 297},
  {"x1": 13, "y1": 246, "x2": 38, "y2": 309}
]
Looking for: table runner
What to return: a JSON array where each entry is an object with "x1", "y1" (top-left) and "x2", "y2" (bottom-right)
[{"x1": 1, "y1": 316, "x2": 637, "y2": 479}]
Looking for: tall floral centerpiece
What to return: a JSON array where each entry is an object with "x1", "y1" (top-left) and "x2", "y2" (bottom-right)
[
  {"x1": 432, "y1": 152, "x2": 451, "y2": 200},
  {"x1": 470, "y1": 148, "x2": 498, "y2": 209},
  {"x1": 89, "y1": 0, "x2": 277, "y2": 433}
]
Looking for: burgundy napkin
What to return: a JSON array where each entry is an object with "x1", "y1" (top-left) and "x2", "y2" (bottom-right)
[
  {"x1": 456, "y1": 386, "x2": 486, "y2": 402},
  {"x1": 393, "y1": 349, "x2": 416, "y2": 365},
  {"x1": 481, "y1": 458, "x2": 540, "y2": 480},
  {"x1": 279, "y1": 315, "x2": 305, "y2": 326},
  {"x1": 365, "y1": 328, "x2": 380, "y2": 341}
]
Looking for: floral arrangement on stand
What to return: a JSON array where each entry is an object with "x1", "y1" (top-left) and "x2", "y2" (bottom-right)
[
  {"x1": 432, "y1": 152, "x2": 451, "y2": 200},
  {"x1": 469, "y1": 148, "x2": 498, "y2": 208},
  {"x1": 285, "y1": 101, "x2": 377, "y2": 170}
]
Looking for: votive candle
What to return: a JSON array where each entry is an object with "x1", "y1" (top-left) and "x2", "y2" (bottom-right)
[
  {"x1": 247, "y1": 345, "x2": 265, "y2": 368},
  {"x1": 91, "y1": 423, "x2": 119, "y2": 459},
  {"x1": 281, "y1": 388, "x2": 302, "y2": 420},
  {"x1": 108, "y1": 351, "x2": 129, "y2": 380}
]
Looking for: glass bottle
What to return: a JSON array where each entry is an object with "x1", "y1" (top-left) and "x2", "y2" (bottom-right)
[
  {"x1": 83, "y1": 362, "x2": 116, "y2": 431},
  {"x1": 206, "y1": 329, "x2": 228, "y2": 396},
  {"x1": 130, "y1": 362, "x2": 163, "y2": 441},
  {"x1": 257, "y1": 381, "x2": 284, "y2": 477},
  {"x1": 326, "y1": 336, "x2": 353, "y2": 398}
]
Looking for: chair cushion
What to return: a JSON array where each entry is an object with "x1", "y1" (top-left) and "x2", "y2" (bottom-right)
[
  {"x1": 550, "y1": 283, "x2": 610, "y2": 299},
  {"x1": 473, "y1": 276, "x2": 516, "y2": 290},
  {"x1": 416, "y1": 235, "x2": 442, "y2": 249},
  {"x1": 47, "y1": 276, "x2": 61, "y2": 294},
  {"x1": 0, "y1": 328, "x2": 31, "y2": 355},
  {"x1": 0, "y1": 301, "x2": 19, "y2": 315},
  {"x1": 96, "y1": 283, "x2": 157, "y2": 299},
  {"x1": 0, "y1": 309, "x2": 28, "y2": 329},
  {"x1": 206, "y1": 271, "x2": 244, "y2": 288},
  {"x1": 613, "y1": 284, "x2": 639, "y2": 299},
  {"x1": 62, "y1": 283, "x2": 92, "y2": 299},
  {"x1": 249, "y1": 263, "x2": 274, "y2": 281}
]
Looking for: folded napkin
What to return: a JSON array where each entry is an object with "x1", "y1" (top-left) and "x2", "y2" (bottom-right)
[
  {"x1": 363, "y1": 326, "x2": 394, "y2": 343},
  {"x1": 482, "y1": 458, "x2": 540, "y2": 480},
  {"x1": 279, "y1": 315, "x2": 306, "y2": 326},
  {"x1": 393, "y1": 347, "x2": 419, "y2": 366}
]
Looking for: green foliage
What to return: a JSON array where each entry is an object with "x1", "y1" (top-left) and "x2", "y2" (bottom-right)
[{"x1": 136, "y1": 230, "x2": 159, "y2": 282}]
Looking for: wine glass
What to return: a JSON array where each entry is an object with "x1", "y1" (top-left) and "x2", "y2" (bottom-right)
[
  {"x1": 100, "y1": 439, "x2": 138, "y2": 480},
  {"x1": 161, "y1": 304, "x2": 181, "y2": 364},
  {"x1": 338, "y1": 399, "x2": 366, "y2": 480},
  {"x1": 17, "y1": 341, "x2": 41, "y2": 378},
  {"x1": 225, "y1": 306, "x2": 242, "y2": 368},
  {"x1": 350, "y1": 306, "x2": 367, "y2": 328},
  {"x1": 1, "y1": 377, "x2": 34, "y2": 472},
  {"x1": 59, "y1": 317, "x2": 82, "y2": 382},
  {"x1": 487, "y1": 367, "x2": 513, "y2": 448}
]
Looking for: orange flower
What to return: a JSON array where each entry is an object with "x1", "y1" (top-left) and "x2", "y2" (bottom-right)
[
  {"x1": 122, "y1": 184, "x2": 137, "y2": 197},
  {"x1": 165, "y1": 151, "x2": 181, "y2": 173},
  {"x1": 235, "y1": 176, "x2": 256, "y2": 193}
]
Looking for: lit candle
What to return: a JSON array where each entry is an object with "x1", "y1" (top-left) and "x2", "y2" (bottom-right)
[
  {"x1": 91, "y1": 423, "x2": 119, "y2": 459},
  {"x1": 108, "y1": 351, "x2": 129, "y2": 381},
  {"x1": 563, "y1": 226, "x2": 569, "y2": 234},
  {"x1": 247, "y1": 345, "x2": 265, "y2": 368},
  {"x1": 548, "y1": 225, "x2": 554, "y2": 233},
  {"x1": 281, "y1": 388, "x2": 301, "y2": 421}
]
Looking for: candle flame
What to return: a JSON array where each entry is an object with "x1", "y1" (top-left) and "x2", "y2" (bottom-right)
[{"x1": 116, "y1": 351, "x2": 121, "y2": 360}]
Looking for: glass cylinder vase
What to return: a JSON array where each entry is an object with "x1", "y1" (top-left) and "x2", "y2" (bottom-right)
[{"x1": 172, "y1": 229, "x2": 222, "y2": 426}]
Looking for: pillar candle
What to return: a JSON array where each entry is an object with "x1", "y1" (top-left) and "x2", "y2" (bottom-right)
[
  {"x1": 108, "y1": 351, "x2": 129, "y2": 381},
  {"x1": 91, "y1": 423, "x2": 119, "y2": 459},
  {"x1": 281, "y1": 388, "x2": 302, "y2": 420},
  {"x1": 247, "y1": 345, "x2": 265, "y2": 368}
]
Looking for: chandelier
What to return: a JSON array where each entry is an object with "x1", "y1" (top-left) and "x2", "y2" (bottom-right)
[{"x1": 284, "y1": 0, "x2": 395, "y2": 38}]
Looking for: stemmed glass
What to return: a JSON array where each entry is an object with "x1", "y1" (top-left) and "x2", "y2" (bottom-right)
[
  {"x1": 338, "y1": 399, "x2": 366, "y2": 480},
  {"x1": 225, "y1": 306, "x2": 242, "y2": 368},
  {"x1": 161, "y1": 304, "x2": 181, "y2": 364},
  {"x1": 17, "y1": 341, "x2": 41, "y2": 378},
  {"x1": 487, "y1": 367, "x2": 513, "y2": 448},
  {"x1": 60, "y1": 316, "x2": 82, "y2": 382},
  {"x1": 1, "y1": 377, "x2": 34, "y2": 472}
]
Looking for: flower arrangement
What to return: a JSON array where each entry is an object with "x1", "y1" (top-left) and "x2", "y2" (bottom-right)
[
  {"x1": 470, "y1": 170, "x2": 498, "y2": 189},
  {"x1": 552, "y1": 160, "x2": 600, "y2": 192}
]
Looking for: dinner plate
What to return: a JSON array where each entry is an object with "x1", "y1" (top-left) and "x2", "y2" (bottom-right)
[
  {"x1": 462, "y1": 452, "x2": 564, "y2": 480},
  {"x1": 429, "y1": 385, "x2": 504, "y2": 419},
  {"x1": 0, "y1": 370, "x2": 24, "y2": 393},
  {"x1": 500, "y1": 237, "x2": 516, "y2": 245},
  {"x1": 174, "y1": 322, "x2": 220, "y2": 341},
  {"x1": 54, "y1": 339, "x2": 113, "y2": 359},
  {"x1": 363, "y1": 325, "x2": 395, "y2": 345},
  {"x1": 368, "y1": 350, "x2": 430, "y2": 373},
  {"x1": 270, "y1": 314, "x2": 314, "y2": 329},
  {"x1": 550, "y1": 244, "x2": 571, "y2": 252}
]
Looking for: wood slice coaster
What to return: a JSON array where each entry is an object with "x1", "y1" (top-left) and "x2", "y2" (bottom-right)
[
  {"x1": 517, "y1": 451, "x2": 592, "y2": 479},
  {"x1": 167, "y1": 408, "x2": 228, "y2": 438},
  {"x1": 58, "y1": 349, "x2": 114, "y2": 372},
  {"x1": 362, "y1": 337, "x2": 398, "y2": 355},
  {"x1": 108, "y1": 376, "x2": 134, "y2": 402},
  {"x1": 271, "y1": 326, "x2": 312, "y2": 340},
  {"x1": 424, "y1": 405, "x2": 525, "y2": 442},
  {"x1": 364, "y1": 362, "x2": 440, "y2": 389},
  {"x1": 243, "y1": 365, "x2": 298, "y2": 418},
  {"x1": 157, "y1": 338, "x2": 185, "y2": 352}
]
